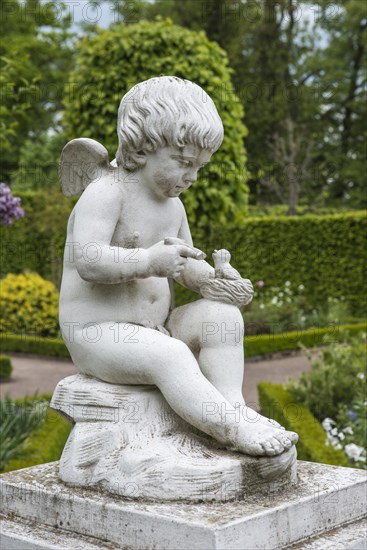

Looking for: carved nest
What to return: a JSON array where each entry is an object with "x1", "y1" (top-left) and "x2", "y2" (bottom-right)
[{"x1": 199, "y1": 278, "x2": 254, "y2": 308}]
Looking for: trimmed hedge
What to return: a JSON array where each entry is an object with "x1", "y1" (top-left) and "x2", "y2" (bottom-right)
[
  {"x1": 1, "y1": 323, "x2": 365, "y2": 359},
  {"x1": 0, "y1": 355, "x2": 13, "y2": 378},
  {"x1": 1, "y1": 195, "x2": 366, "y2": 314},
  {"x1": 258, "y1": 382, "x2": 349, "y2": 466},
  {"x1": 3, "y1": 405, "x2": 71, "y2": 473},
  {"x1": 0, "y1": 333, "x2": 70, "y2": 358},
  {"x1": 244, "y1": 322, "x2": 367, "y2": 357},
  {"x1": 195, "y1": 211, "x2": 367, "y2": 316}
]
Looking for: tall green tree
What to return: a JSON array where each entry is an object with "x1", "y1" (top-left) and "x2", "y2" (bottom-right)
[
  {"x1": 63, "y1": 19, "x2": 249, "y2": 228},
  {"x1": 302, "y1": 0, "x2": 367, "y2": 206},
  {"x1": 0, "y1": 0, "x2": 73, "y2": 181},
  {"x1": 111, "y1": 0, "x2": 366, "y2": 210}
]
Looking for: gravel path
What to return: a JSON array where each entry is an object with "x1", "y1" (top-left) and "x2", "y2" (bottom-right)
[{"x1": 1, "y1": 352, "x2": 311, "y2": 408}]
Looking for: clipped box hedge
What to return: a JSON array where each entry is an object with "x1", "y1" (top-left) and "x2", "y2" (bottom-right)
[
  {"x1": 195, "y1": 211, "x2": 367, "y2": 316},
  {"x1": 1, "y1": 322, "x2": 365, "y2": 359},
  {"x1": 0, "y1": 333, "x2": 70, "y2": 358},
  {"x1": 244, "y1": 322, "x2": 367, "y2": 357},
  {"x1": 258, "y1": 382, "x2": 349, "y2": 466},
  {"x1": 1, "y1": 193, "x2": 366, "y2": 315}
]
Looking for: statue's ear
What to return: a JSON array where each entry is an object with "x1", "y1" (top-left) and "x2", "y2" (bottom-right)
[
  {"x1": 60, "y1": 138, "x2": 112, "y2": 197},
  {"x1": 130, "y1": 150, "x2": 148, "y2": 169}
]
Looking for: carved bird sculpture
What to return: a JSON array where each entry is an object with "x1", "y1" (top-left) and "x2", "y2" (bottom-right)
[{"x1": 212, "y1": 249, "x2": 241, "y2": 280}]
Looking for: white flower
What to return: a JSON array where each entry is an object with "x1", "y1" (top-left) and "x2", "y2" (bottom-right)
[
  {"x1": 328, "y1": 438, "x2": 342, "y2": 450},
  {"x1": 338, "y1": 432, "x2": 345, "y2": 440},
  {"x1": 343, "y1": 426, "x2": 354, "y2": 435},
  {"x1": 345, "y1": 443, "x2": 366, "y2": 462},
  {"x1": 331, "y1": 428, "x2": 338, "y2": 436},
  {"x1": 357, "y1": 373, "x2": 365, "y2": 380},
  {"x1": 279, "y1": 292, "x2": 284, "y2": 297},
  {"x1": 259, "y1": 303, "x2": 265, "y2": 309},
  {"x1": 298, "y1": 284, "x2": 305, "y2": 290},
  {"x1": 271, "y1": 297, "x2": 278, "y2": 305},
  {"x1": 322, "y1": 418, "x2": 335, "y2": 432},
  {"x1": 285, "y1": 281, "x2": 290, "y2": 286}
]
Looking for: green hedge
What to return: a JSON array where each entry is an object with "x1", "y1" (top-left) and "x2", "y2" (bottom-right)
[
  {"x1": 1, "y1": 195, "x2": 365, "y2": 315},
  {"x1": 0, "y1": 355, "x2": 13, "y2": 378},
  {"x1": 3, "y1": 405, "x2": 71, "y2": 473},
  {"x1": 244, "y1": 322, "x2": 367, "y2": 357},
  {"x1": 195, "y1": 211, "x2": 367, "y2": 316},
  {"x1": 258, "y1": 382, "x2": 349, "y2": 466},
  {"x1": 0, "y1": 333, "x2": 70, "y2": 358},
  {"x1": 1, "y1": 323, "x2": 365, "y2": 359}
]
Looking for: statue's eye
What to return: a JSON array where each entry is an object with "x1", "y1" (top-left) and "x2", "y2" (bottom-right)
[{"x1": 178, "y1": 159, "x2": 192, "y2": 167}]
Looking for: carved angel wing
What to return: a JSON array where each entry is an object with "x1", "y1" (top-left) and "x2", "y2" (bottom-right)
[{"x1": 60, "y1": 138, "x2": 112, "y2": 196}]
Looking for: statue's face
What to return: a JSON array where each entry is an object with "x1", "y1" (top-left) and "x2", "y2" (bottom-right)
[{"x1": 141, "y1": 145, "x2": 212, "y2": 199}]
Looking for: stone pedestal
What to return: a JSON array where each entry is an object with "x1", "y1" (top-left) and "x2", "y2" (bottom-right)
[
  {"x1": 0, "y1": 461, "x2": 366, "y2": 549},
  {"x1": 49, "y1": 374, "x2": 297, "y2": 502}
]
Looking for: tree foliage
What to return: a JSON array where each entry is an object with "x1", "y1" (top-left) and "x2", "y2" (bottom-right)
[
  {"x1": 63, "y1": 19, "x2": 249, "y2": 227},
  {"x1": 112, "y1": 0, "x2": 366, "y2": 210},
  {"x1": 0, "y1": 0, "x2": 73, "y2": 181}
]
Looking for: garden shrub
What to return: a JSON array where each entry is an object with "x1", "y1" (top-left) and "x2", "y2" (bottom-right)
[
  {"x1": 287, "y1": 332, "x2": 366, "y2": 421},
  {"x1": 63, "y1": 19, "x2": 249, "y2": 229},
  {"x1": 0, "y1": 189, "x2": 74, "y2": 284},
  {"x1": 3, "y1": 402, "x2": 71, "y2": 473},
  {"x1": 0, "y1": 355, "x2": 13, "y2": 378},
  {"x1": 0, "y1": 395, "x2": 49, "y2": 471},
  {"x1": 287, "y1": 332, "x2": 366, "y2": 467},
  {"x1": 0, "y1": 271, "x2": 59, "y2": 337},
  {"x1": 258, "y1": 382, "x2": 349, "y2": 466}
]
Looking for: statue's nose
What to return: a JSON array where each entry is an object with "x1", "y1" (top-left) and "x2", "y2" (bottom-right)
[{"x1": 185, "y1": 168, "x2": 198, "y2": 184}]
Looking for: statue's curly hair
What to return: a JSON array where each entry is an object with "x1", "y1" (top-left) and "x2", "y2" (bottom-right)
[{"x1": 116, "y1": 76, "x2": 224, "y2": 171}]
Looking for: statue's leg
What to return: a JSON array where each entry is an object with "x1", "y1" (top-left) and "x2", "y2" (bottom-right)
[
  {"x1": 166, "y1": 299, "x2": 287, "y2": 431},
  {"x1": 68, "y1": 322, "x2": 296, "y2": 456},
  {"x1": 167, "y1": 300, "x2": 245, "y2": 404}
]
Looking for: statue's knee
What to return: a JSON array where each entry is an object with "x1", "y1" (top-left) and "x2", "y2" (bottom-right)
[
  {"x1": 156, "y1": 339, "x2": 192, "y2": 372},
  {"x1": 199, "y1": 302, "x2": 244, "y2": 347}
]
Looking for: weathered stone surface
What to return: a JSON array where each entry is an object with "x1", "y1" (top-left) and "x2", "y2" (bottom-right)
[
  {"x1": 1, "y1": 461, "x2": 365, "y2": 549},
  {"x1": 50, "y1": 374, "x2": 297, "y2": 502},
  {"x1": 56, "y1": 77, "x2": 299, "y2": 502}
]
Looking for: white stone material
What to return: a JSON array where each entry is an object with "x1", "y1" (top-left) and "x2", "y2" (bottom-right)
[
  {"x1": 0, "y1": 462, "x2": 366, "y2": 550},
  {"x1": 54, "y1": 76, "x2": 298, "y2": 499},
  {"x1": 50, "y1": 374, "x2": 297, "y2": 501}
]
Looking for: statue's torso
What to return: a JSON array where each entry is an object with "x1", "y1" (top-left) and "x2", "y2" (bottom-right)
[{"x1": 59, "y1": 179, "x2": 182, "y2": 335}]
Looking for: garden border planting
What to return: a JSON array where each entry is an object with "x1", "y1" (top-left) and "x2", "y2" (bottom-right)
[{"x1": 258, "y1": 382, "x2": 349, "y2": 466}]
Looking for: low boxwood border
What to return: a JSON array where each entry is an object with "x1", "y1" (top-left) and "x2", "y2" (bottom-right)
[
  {"x1": 258, "y1": 382, "x2": 349, "y2": 466},
  {"x1": 1, "y1": 323, "x2": 365, "y2": 359},
  {"x1": 245, "y1": 322, "x2": 366, "y2": 357},
  {"x1": 0, "y1": 333, "x2": 70, "y2": 358}
]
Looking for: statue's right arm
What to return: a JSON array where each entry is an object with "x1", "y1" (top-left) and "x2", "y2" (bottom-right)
[{"x1": 71, "y1": 181, "x2": 150, "y2": 284}]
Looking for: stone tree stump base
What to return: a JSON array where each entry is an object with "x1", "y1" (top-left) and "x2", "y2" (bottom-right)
[{"x1": 50, "y1": 374, "x2": 297, "y2": 502}]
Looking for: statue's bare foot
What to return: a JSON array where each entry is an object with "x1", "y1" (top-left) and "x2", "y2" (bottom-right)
[
  {"x1": 235, "y1": 422, "x2": 298, "y2": 457},
  {"x1": 232, "y1": 403, "x2": 285, "y2": 431}
]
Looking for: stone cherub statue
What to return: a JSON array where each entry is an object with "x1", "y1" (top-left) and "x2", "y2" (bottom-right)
[{"x1": 52, "y1": 76, "x2": 298, "y2": 501}]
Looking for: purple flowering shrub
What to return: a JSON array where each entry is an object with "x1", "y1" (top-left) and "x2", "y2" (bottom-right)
[{"x1": 0, "y1": 183, "x2": 25, "y2": 226}]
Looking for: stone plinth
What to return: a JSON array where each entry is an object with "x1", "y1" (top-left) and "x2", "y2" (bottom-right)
[
  {"x1": 49, "y1": 374, "x2": 297, "y2": 502},
  {"x1": 0, "y1": 461, "x2": 366, "y2": 550}
]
